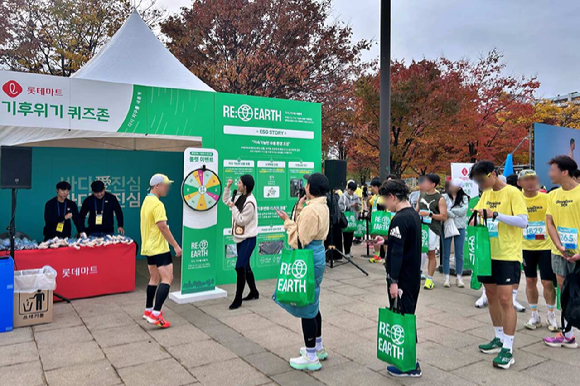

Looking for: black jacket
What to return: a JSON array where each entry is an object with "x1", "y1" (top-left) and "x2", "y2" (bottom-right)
[
  {"x1": 43, "y1": 197, "x2": 84, "y2": 240},
  {"x1": 79, "y1": 192, "x2": 124, "y2": 235}
]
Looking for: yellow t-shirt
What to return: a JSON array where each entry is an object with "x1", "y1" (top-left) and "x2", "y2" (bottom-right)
[
  {"x1": 546, "y1": 184, "x2": 580, "y2": 256},
  {"x1": 369, "y1": 194, "x2": 385, "y2": 208},
  {"x1": 522, "y1": 192, "x2": 552, "y2": 251},
  {"x1": 140, "y1": 194, "x2": 169, "y2": 256},
  {"x1": 474, "y1": 185, "x2": 527, "y2": 261}
]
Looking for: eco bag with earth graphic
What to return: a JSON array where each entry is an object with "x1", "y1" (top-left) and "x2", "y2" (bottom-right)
[
  {"x1": 376, "y1": 299, "x2": 417, "y2": 372},
  {"x1": 354, "y1": 220, "x2": 367, "y2": 238},
  {"x1": 343, "y1": 211, "x2": 357, "y2": 232},
  {"x1": 421, "y1": 224, "x2": 429, "y2": 253},
  {"x1": 466, "y1": 211, "x2": 492, "y2": 277},
  {"x1": 371, "y1": 211, "x2": 392, "y2": 236},
  {"x1": 275, "y1": 240, "x2": 315, "y2": 307}
]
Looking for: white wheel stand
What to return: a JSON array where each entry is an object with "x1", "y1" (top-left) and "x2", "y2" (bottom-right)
[{"x1": 169, "y1": 287, "x2": 227, "y2": 304}]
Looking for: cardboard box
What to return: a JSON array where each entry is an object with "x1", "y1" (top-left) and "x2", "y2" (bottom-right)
[{"x1": 13, "y1": 289, "x2": 53, "y2": 328}]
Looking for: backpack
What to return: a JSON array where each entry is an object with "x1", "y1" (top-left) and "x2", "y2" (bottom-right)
[
  {"x1": 561, "y1": 264, "x2": 580, "y2": 332},
  {"x1": 327, "y1": 193, "x2": 348, "y2": 229}
]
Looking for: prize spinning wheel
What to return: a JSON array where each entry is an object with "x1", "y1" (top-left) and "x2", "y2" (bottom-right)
[{"x1": 182, "y1": 167, "x2": 222, "y2": 211}]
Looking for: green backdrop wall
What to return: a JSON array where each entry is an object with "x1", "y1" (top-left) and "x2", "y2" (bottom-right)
[{"x1": 0, "y1": 147, "x2": 183, "y2": 256}]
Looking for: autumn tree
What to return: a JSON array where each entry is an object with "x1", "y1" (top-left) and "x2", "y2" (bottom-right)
[
  {"x1": 0, "y1": 0, "x2": 162, "y2": 76},
  {"x1": 533, "y1": 100, "x2": 580, "y2": 129},
  {"x1": 161, "y1": 0, "x2": 371, "y2": 156}
]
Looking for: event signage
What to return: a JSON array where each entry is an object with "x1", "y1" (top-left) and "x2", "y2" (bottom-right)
[{"x1": 451, "y1": 163, "x2": 478, "y2": 198}]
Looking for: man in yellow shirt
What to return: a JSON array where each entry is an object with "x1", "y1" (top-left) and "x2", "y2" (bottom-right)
[
  {"x1": 517, "y1": 170, "x2": 558, "y2": 332},
  {"x1": 471, "y1": 161, "x2": 528, "y2": 370},
  {"x1": 544, "y1": 155, "x2": 580, "y2": 348},
  {"x1": 141, "y1": 174, "x2": 182, "y2": 329},
  {"x1": 368, "y1": 178, "x2": 386, "y2": 263}
]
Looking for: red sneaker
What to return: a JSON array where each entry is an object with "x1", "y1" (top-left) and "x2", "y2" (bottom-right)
[
  {"x1": 143, "y1": 309, "x2": 152, "y2": 320},
  {"x1": 147, "y1": 311, "x2": 171, "y2": 328}
]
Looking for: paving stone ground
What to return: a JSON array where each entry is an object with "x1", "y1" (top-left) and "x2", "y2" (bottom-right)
[{"x1": 1, "y1": 243, "x2": 578, "y2": 386}]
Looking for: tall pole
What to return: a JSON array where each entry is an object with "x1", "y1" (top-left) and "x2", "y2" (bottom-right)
[{"x1": 379, "y1": 0, "x2": 391, "y2": 180}]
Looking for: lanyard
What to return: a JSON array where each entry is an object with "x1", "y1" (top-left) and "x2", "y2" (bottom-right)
[
  {"x1": 57, "y1": 200, "x2": 67, "y2": 217},
  {"x1": 94, "y1": 196, "x2": 105, "y2": 214}
]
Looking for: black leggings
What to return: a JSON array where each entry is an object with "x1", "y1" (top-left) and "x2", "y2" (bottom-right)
[{"x1": 301, "y1": 311, "x2": 322, "y2": 348}]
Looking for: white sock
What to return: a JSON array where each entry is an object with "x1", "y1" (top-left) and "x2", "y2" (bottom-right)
[
  {"x1": 146, "y1": 307, "x2": 153, "y2": 312},
  {"x1": 512, "y1": 289, "x2": 518, "y2": 301},
  {"x1": 564, "y1": 319, "x2": 575, "y2": 340},
  {"x1": 315, "y1": 337, "x2": 323, "y2": 351},
  {"x1": 421, "y1": 254, "x2": 426, "y2": 271},
  {"x1": 306, "y1": 347, "x2": 317, "y2": 361},
  {"x1": 482, "y1": 288, "x2": 487, "y2": 299},
  {"x1": 445, "y1": 274, "x2": 450, "y2": 280},
  {"x1": 503, "y1": 334, "x2": 514, "y2": 353},
  {"x1": 531, "y1": 310, "x2": 539, "y2": 318},
  {"x1": 152, "y1": 310, "x2": 161, "y2": 316},
  {"x1": 457, "y1": 275, "x2": 462, "y2": 280},
  {"x1": 494, "y1": 326, "x2": 504, "y2": 342}
]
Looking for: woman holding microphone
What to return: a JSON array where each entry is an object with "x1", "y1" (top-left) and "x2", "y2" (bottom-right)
[
  {"x1": 275, "y1": 173, "x2": 330, "y2": 371},
  {"x1": 223, "y1": 175, "x2": 259, "y2": 310}
]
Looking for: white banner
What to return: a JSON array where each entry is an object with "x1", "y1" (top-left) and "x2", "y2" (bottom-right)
[{"x1": 451, "y1": 163, "x2": 478, "y2": 199}]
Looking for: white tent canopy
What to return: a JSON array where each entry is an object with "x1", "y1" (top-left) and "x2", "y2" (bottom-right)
[
  {"x1": 72, "y1": 10, "x2": 214, "y2": 93},
  {"x1": 0, "y1": 10, "x2": 211, "y2": 152}
]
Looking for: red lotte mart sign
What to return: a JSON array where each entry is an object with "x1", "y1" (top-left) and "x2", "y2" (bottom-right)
[{"x1": 0, "y1": 71, "x2": 132, "y2": 132}]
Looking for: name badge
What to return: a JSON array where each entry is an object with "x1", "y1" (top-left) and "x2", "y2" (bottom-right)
[
  {"x1": 95, "y1": 214, "x2": 103, "y2": 225},
  {"x1": 524, "y1": 221, "x2": 546, "y2": 241},
  {"x1": 422, "y1": 213, "x2": 432, "y2": 224},
  {"x1": 558, "y1": 226, "x2": 578, "y2": 250},
  {"x1": 56, "y1": 222, "x2": 64, "y2": 232},
  {"x1": 487, "y1": 219, "x2": 499, "y2": 238}
]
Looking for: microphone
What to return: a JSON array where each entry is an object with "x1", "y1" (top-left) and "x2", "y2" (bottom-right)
[{"x1": 231, "y1": 189, "x2": 237, "y2": 202}]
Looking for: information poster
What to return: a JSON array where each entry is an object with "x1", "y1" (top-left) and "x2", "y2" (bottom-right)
[
  {"x1": 257, "y1": 161, "x2": 286, "y2": 200},
  {"x1": 222, "y1": 159, "x2": 256, "y2": 187},
  {"x1": 288, "y1": 161, "x2": 314, "y2": 200},
  {"x1": 222, "y1": 228, "x2": 237, "y2": 271},
  {"x1": 255, "y1": 225, "x2": 286, "y2": 269}
]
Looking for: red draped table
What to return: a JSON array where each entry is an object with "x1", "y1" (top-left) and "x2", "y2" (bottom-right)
[{"x1": 6, "y1": 243, "x2": 136, "y2": 301}]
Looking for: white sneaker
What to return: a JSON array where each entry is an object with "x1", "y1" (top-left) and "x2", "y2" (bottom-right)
[
  {"x1": 443, "y1": 278, "x2": 450, "y2": 288},
  {"x1": 300, "y1": 347, "x2": 329, "y2": 360},
  {"x1": 290, "y1": 353, "x2": 322, "y2": 371},
  {"x1": 524, "y1": 314, "x2": 541, "y2": 330},
  {"x1": 513, "y1": 299, "x2": 526, "y2": 312},
  {"x1": 547, "y1": 312, "x2": 559, "y2": 332},
  {"x1": 456, "y1": 277, "x2": 465, "y2": 288},
  {"x1": 475, "y1": 294, "x2": 488, "y2": 308}
]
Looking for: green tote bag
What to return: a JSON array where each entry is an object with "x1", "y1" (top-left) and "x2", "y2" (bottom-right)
[
  {"x1": 466, "y1": 211, "x2": 492, "y2": 277},
  {"x1": 343, "y1": 211, "x2": 357, "y2": 232},
  {"x1": 275, "y1": 244, "x2": 316, "y2": 307},
  {"x1": 371, "y1": 211, "x2": 392, "y2": 236},
  {"x1": 421, "y1": 224, "x2": 429, "y2": 253},
  {"x1": 376, "y1": 300, "x2": 417, "y2": 372},
  {"x1": 354, "y1": 220, "x2": 367, "y2": 238}
]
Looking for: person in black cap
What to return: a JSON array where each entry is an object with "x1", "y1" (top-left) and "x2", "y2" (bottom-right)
[
  {"x1": 43, "y1": 181, "x2": 86, "y2": 241},
  {"x1": 79, "y1": 180, "x2": 125, "y2": 237}
]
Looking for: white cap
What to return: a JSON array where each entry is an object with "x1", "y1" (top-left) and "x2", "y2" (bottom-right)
[
  {"x1": 450, "y1": 178, "x2": 465, "y2": 189},
  {"x1": 149, "y1": 174, "x2": 174, "y2": 187}
]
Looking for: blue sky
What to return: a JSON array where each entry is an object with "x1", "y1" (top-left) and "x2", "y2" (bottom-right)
[{"x1": 158, "y1": 0, "x2": 580, "y2": 98}]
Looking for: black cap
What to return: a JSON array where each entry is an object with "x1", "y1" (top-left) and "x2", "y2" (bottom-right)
[
  {"x1": 306, "y1": 173, "x2": 329, "y2": 196},
  {"x1": 91, "y1": 180, "x2": 106, "y2": 193}
]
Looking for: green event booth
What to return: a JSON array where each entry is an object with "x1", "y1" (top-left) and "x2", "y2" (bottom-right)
[{"x1": 0, "y1": 70, "x2": 321, "y2": 302}]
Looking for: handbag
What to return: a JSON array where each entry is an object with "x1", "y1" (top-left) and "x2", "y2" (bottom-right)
[
  {"x1": 343, "y1": 211, "x2": 357, "y2": 232},
  {"x1": 376, "y1": 297, "x2": 417, "y2": 372},
  {"x1": 466, "y1": 211, "x2": 492, "y2": 277},
  {"x1": 421, "y1": 224, "x2": 429, "y2": 253},
  {"x1": 444, "y1": 218, "x2": 460, "y2": 239},
  {"x1": 275, "y1": 232, "x2": 316, "y2": 307}
]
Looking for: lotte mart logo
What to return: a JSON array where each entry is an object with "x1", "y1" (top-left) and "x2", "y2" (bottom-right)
[{"x1": 2, "y1": 80, "x2": 22, "y2": 98}]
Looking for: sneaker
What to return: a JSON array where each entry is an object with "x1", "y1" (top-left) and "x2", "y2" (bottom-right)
[
  {"x1": 143, "y1": 309, "x2": 152, "y2": 320},
  {"x1": 369, "y1": 256, "x2": 383, "y2": 263},
  {"x1": 289, "y1": 353, "x2": 322, "y2": 371},
  {"x1": 493, "y1": 348, "x2": 515, "y2": 369},
  {"x1": 524, "y1": 314, "x2": 542, "y2": 330},
  {"x1": 443, "y1": 278, "x2": 450, "y2": 288},
  {"x1": 345, "y1": 253, "x2": 353, "y2": 259},
  {"x1": 479, "y1": 337, "x2": 503, "y2": 354},
  {"x1": 513, "y1": 299, "x2": 526, "y2": 312},
  {"x1": 387, "y1": 362, "x2": 422, "y2": 378},
  {"x1": 456, "y1": 277, "x2": 465, "y2": 288},
  {"x1": 424, "y1": 278, "x2": 434, "y2": 290},
  {"x1": 475, "y1": 294, "x2": 488, "y2": 308},
  {"x1": 421, "y1": 273, "x2": 426, "y2": 281},
  {"x1": 146, "y1": 311, "x2": 171, "y2": 328},
  {"x1": 299, "y1": 347, "x2": 329, "y2": 361},
  {"x1": 547, "y1": 312, "x2": 559, "y2": 332},
  {"x1": 544, "y1": 332, "x2": 578, "y2": 348}
]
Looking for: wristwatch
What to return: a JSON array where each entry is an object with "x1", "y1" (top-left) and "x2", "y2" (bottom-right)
[{"x1": 492, "y1": 212, "x2": 499, "y2": 220}]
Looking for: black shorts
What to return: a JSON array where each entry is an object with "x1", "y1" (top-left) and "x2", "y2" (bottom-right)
[
  {"x1": 478, "y1": 260, "x2": 521, "y2": 286},
  {"x1": 523, "y1": 250, "x2": 556, "y2": 282},
  {"x1": 146, "y1": 252, "x2": 173, "y2": 267}
]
